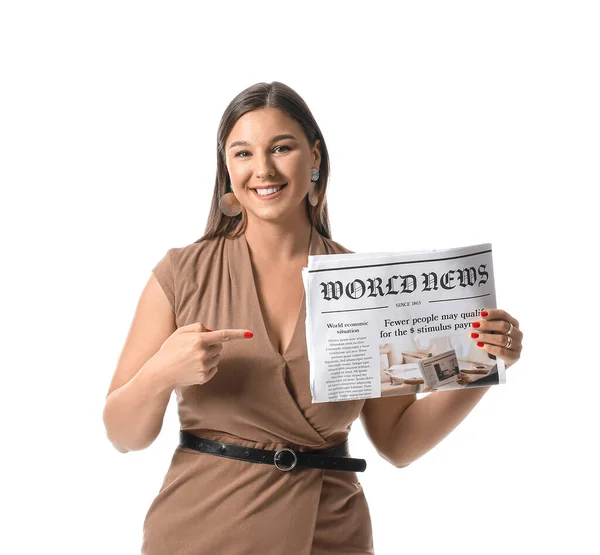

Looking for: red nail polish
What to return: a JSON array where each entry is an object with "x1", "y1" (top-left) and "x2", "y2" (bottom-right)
[
  {"x1": 244, "y1": 331, "x2": 254, "y2": 338},
  {"x1": 481, "y1": 311, "x2": 488, "y2": 317},
  {"x1": 477, "y1": 342, "x2": 484, "y2": 347},
  {"x1": 471, "y1": 332, "x2": 479, "y2": 338},
  {"x1": 472, "y1": 322, "x2": 481, "y2": 328},
  {"x1": 205, "y1": 328, "x2": 212, "y2": 332}
]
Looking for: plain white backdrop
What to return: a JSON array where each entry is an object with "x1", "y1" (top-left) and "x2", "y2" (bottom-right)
[{"x1": 1, "y1": 1, "x2": 598, "y2": 553}]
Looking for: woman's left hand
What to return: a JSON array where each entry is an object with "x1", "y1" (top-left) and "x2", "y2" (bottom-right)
[{"x1": 470, "y1": 308, "x2": 522, "y2": 369}]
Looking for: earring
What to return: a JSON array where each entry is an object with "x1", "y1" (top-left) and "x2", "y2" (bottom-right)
[
  {"x1": 308, "y1": 168, "x2": 320, "y2": 207},
  {"x1": 219, "y1": 183, "x2": 242, "y2": 217}
]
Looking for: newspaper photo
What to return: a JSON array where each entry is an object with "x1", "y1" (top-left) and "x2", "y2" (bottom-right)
[{"x1": 302, "y1": 243, "x2": 506, "y2": 403}]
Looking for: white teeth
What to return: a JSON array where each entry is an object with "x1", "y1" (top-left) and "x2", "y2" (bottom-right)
[{"x1": 256, "y1": 185, "x2": 284, "y2": 196}]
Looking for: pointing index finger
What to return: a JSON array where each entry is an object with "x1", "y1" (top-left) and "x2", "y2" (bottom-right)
[{"x1": 205, "y1": 329, "x2": 254, "y2": 344}]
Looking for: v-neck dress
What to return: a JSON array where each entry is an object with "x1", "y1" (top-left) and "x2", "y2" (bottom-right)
[{"x1": 142, "y1": 226, "x2": 374, "y2": 555}]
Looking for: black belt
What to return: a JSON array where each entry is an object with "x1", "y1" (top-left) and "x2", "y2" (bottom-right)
[{"x1": 179, "y1": 431, "x2": 366, "y2": 473}]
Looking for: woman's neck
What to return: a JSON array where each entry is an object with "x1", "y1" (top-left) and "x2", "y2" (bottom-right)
[{"x1": 244, "y1": 217, "x2": 312, "y2": 264}]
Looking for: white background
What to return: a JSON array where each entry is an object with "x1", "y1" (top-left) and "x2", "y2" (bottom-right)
[{"x1": 1, "y1": 1, "x2": 598, "y2": 553}]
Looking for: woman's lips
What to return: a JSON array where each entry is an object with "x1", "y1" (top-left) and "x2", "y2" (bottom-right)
[{"x1": 252, "y1": 183, "x2": 287, "y2": 199}]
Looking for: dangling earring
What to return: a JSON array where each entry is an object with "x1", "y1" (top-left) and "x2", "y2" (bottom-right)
[
  {"x1": 219, "y1": 183, "x2": 242, "y2": 217},
  {"x1": 308, "y1": 168, "x2": 320, "y2": 207}
]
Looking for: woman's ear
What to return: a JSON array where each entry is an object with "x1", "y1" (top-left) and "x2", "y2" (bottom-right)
[{"x1": 312, "y1": 139, "x2": 321, "y2": 168}]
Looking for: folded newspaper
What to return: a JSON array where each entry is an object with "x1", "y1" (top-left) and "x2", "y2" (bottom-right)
[{"x1": 302, "y1": 243, "x2": 506, "y2": 403}]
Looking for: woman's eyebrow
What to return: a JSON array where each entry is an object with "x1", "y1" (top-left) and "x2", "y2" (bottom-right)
[{"x1": 227, "y1": 134, "x2": 297, "y2": 151}]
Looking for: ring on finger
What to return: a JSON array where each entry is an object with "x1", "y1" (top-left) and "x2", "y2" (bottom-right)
[
  {"x1": 505, "y1": 321, "x2": 513, "y2": 336},
  {"x1": 504, "y1": 335, "x2": 513, "y2": 349}
]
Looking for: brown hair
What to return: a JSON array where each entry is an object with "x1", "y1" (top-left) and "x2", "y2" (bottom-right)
[{"x1": 194, "y1": 81, "x2": 332, "y2": 243}]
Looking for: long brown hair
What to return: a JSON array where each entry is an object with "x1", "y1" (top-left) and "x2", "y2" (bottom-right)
[{"x1": 194, "y1": 81, "x2": 332, "y2": 243}]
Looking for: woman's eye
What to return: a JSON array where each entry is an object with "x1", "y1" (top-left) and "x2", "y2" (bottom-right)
[{"x1": 234, "y1": 146, "x2": 290, "y2": 158}]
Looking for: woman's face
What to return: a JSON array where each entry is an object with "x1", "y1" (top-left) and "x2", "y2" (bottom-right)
[{"x1": 224, "y1": 107, "x2": 321, "y2": 225}]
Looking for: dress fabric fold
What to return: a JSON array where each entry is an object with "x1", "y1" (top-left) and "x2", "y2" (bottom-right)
[{"x1": 143, "y1": 226, "x2": 374, "y2": 555}]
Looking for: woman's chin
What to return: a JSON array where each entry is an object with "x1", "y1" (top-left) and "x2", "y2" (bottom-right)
[{"x1": 246, "y1": 201, "x2": 307, "y2": 223}]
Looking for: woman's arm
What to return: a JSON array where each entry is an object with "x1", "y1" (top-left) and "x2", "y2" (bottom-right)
[
  {"x1": 363, "y1": 309, "x2": 523, "y2": 467},
  {"x1": 103, "y1": 273, "x2": 177, "y2": 453},
  {"x1": 103, "y1": 355, "x2": 174, "y2": 453},
  {"x1": 360, "y1": 384, "x2": 490, "y2": 468},
  {"x1": 386, "y1": 385, "x2": 492, "y2": 467}
]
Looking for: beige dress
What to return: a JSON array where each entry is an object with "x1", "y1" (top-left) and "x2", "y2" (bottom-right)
[{"x1": 142, "y1": 225, "x2": 375, "y2": 554}]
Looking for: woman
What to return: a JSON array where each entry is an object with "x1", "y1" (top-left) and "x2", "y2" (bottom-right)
[{"x1": 103, "y1": 81, "x2": 523, "y2": 554}]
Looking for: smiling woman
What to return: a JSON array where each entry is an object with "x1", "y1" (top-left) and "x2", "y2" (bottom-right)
[
  {"x1": 102, "y1": 80, "x2": 523, "y2": 555},
  {"x1": 103, "y1": 81, "x2": 380, "y2": 555},
  {"x1": 219, "y1": 106, "x2": 323, "y2": 231}
]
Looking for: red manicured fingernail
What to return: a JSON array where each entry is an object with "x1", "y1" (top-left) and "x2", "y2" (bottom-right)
[
  {"x1": 481, "y1": 311, "x2": 488, "y2": 317},
  {"x1": 477, "y1": 342, "x2": 484, "y2": 347},
  {"x1": 471, "y1": 332, "x2": 479, "y2": 338},
  {"x1": 472, "y1": 322, "x2": 481, "y2": 328},
  {"x1": 205, "y1": 328, "x2": 212, "y2": 332},
  {"x1": 244, "y1": 331, "x2": 254, "y2": 338}
]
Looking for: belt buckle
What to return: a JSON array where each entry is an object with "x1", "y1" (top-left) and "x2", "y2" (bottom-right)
[{"x1": 274, "y1": 447, "x2": 298, "y2": 471}]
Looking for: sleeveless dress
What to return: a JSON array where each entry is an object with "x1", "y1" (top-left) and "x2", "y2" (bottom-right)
[{"x1": 142, "y1": 225, "x2": 375, "y2": 555}]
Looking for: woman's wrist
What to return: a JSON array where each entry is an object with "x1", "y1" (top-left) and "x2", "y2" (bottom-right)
[{"x1": 140, "y1": 354, "x2": 175, "y2": 395}]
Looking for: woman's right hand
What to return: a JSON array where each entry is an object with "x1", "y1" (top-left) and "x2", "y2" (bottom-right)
[{"x1": 153, "y1": 322, "x2": 254, "y2": 389}]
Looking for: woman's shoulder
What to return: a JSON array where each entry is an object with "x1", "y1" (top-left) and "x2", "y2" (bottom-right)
[
  {"x1": 153, "y1": 234, "x2": 227, "y2": 281},
  {"x1": 169, "y1": 234, "x2": 226, "y2": 264},
  {"x1": 151, "y1": 235, "x2": 227, "y2": 315},
  {"x1": 319, "y1": 233, "x2": 355, "y2": 255}
]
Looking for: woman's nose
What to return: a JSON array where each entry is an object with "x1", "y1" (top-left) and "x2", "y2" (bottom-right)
[{"x1": 254, "y1": 153, "x2": 276, "y2": 178}]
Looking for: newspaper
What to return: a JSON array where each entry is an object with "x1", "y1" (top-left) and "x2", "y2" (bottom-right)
[{"x1": 302, "y1": 243, "x2": 506, "y2": 403}]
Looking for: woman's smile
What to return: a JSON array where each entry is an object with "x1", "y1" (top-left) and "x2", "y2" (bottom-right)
[{"x1": 251, "y1": 183, "x2": 288, "y2": 199}]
